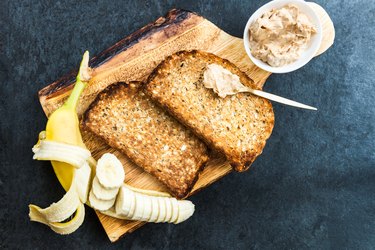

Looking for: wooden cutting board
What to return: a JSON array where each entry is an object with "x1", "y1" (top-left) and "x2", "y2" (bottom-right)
[{"x1": 38, "y1": 4, "x2": 334, "y2": 242}]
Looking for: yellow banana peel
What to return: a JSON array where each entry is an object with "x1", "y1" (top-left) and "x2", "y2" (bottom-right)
[
  {"x1": 46, "y1": 51, "x2": 90, "y2": 190},
  {"x1": 29, "y1": 51, "x2": 93, "y2": 234}
]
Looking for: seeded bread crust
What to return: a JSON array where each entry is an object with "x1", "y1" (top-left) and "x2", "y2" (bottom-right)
[
  {"x1": 145, "y1": 50, "x2": 274, "y2": 171},
  {"x1": 83, "y1": 82, "x2": 209, "y2": 198}
]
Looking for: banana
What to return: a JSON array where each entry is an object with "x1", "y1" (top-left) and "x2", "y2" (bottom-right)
[
  {"x1": 164, "y1": 197, "x2": 173, "y2": 222},
  {"x1": 149, "y1": 196, "x2": 159, "y2": 222},
  {"x1": 89, "y1": 189, "x2": 116, "y2": 211},
  {"x1": 115, "y1": 185, "x2": 136, "y2": 217},
  {"x1": 127, "y1": 193, "x2": 137, "y2": 219},
  {"x1": 156, "y1": 197, "x2": 167, "y2": 223},
  {"x1": 29, "y1": 51, "x2": 92, "y2": 234},
  {"x1": 92, "y1": 177, "x2": 119, "y2": 200},
  {"x1": 175, "y1": 200, "x2": 195, "y2": 224},
  {"x1": 130, "y1": 192, "x2": 145, "y2": 221},
  {"x1": 46, "y1": 51, "x2": 91, "y2": 191},
  {"x1": 98, "y1": 207, "x2": 128, "y2": 220},
  {"x1": 142, "y1": 195, "x2": 153, "y2": 222},
  {"x1": 96, "y1": 153, "x2": 125, "y2": 189},
  {"x1": 169, "y1": 197, "x2": 179, "y2": 223},
  {"x1": 124, "y1": 184, "x2": 171, "y2": 197},
  {"x1": 113, "y1": 184, "x2": 195, "y2": 224},
  {"x1": 89, "y1": 153, "x2": 124, "y2": 211}
]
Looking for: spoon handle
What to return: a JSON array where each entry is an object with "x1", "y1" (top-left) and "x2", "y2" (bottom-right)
[{"x1": 240, "y1": 88, "x2": 317, "y2": 110}]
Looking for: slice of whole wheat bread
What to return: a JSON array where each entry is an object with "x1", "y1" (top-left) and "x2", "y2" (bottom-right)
[
  {"x1": 83, "y1": 81, "x2": 209, "y2": 198},
  {"x1": 145, "y1": 50, "x2": 274, "y2": 171}
]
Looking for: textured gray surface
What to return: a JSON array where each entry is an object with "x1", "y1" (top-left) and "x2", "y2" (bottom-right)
[{"x1": 1, "y1": 0, "x2": 374, "y2": 249}]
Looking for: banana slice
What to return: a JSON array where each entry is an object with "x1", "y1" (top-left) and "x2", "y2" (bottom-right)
[
  {"x1": 96, "y1": 153, "x2": 125, "y2": 189},
  {"x1": 169, "y1": 198, "x2": 179, "y2": 223},
  {"x1": 100, "y1": 207, "x2": 128, "y2": 220},
  {"x1": 89, "y1": 189, "x2": 115, "y2": 211},
  {"x1": 140, "y1": 195, "x2": 152, "y2": 221},
  {"x1": 92, "y1": 177, "x2": 119, "y2": 201},
  {"x1": 148, "y1": 196, "x2": 159, "y2": 223},
  {"x1": 130, "y1": 193, "x2": 145, "y2": 221},
  {"x1": 115, "y1": 186, "x2": 135, "y2": 217},
  {"x1": 156, "y1": 196, "x2": 167, "y2": 223},
  {"x1": 33, "y1": 140, "x2": 91, "y2": 169},
  {"x1": 127, "y1": 192, "x2": 137, "y2": 219},
  {"x1": 175, "y1": 200, "x2": 195, "y2": 224},
  {"x1": 164, "y1": 197, "x2": 173, "y2": 222}
]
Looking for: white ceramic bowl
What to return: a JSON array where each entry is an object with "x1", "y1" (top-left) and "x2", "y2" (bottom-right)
[{"x1": 243, "y1": 0, "x2": 322, "y2": 73}]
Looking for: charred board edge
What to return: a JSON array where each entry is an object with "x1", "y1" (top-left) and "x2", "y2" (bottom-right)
[{"x1": 38, "y1": 9, "x2": 197, "y2": 98}]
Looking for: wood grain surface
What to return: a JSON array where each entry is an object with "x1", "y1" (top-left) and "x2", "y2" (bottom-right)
[{"x1": 38, "y1": 4, "x2": 334, "y2": 242}]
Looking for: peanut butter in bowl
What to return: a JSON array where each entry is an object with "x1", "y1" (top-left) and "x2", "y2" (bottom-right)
[
  {"x1": 249, "y1": 4, "x2": 317, "y2": 67},
  {"x1": 243, "y1": 0, "x2": 322, "y2": 73}
]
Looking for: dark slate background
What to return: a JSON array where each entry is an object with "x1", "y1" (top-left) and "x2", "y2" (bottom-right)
[{"x1": 1, "y1": 0, "x2": 374, "y2": 249}]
